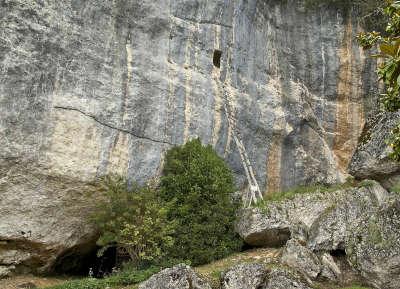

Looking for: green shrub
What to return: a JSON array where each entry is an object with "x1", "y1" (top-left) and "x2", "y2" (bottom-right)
[
  {"x1": 357, "y1": 0, "x2": 400, "y2": 161},
  {"x1": 91, "y1": 176, "x2": 174, "y2": 267},
  {"x1": 160, "y1": 138, "x2": 242, "y2": 266}
]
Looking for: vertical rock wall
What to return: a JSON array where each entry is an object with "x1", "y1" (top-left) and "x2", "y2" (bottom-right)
[{"x1": 0, "y1": 0, "x2": 377, "y2": 273}]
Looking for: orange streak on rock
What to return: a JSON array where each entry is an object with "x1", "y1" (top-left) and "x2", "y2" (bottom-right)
[
  {"x1": 265, "y1": 134, "x2": 283, "y2": 194},
  {"x1": 333, "y1": 19, "x2": 365, "y2": 173}
]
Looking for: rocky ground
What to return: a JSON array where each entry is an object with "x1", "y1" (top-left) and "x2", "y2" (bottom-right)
[
  {"x1": 0, "y1": 247, "x2": 371, "y2": 289},
  {"x1": 0, "y1": 275, "x2": 69, "y2": 289},
  {"x1": 136, "y1": 180, "x2": 399, "y2": 289},
  {"x1": 10, "y1": 179, "x2": 396, "y2": 289}
]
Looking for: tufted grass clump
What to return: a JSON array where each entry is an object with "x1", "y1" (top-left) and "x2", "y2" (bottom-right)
[
  {"x1": 263, "y1": 180, "x2": 357, "y2": 204},
  {"x1": 264, "y1": 184, "x2": 329, "y2": 203}
]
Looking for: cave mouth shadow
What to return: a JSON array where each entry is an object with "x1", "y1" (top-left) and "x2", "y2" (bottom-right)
[
  {"x1": 330, "y1": 248, "x2": 346, "y2": 258},
  {"x1": 53, "y1": 246, "x2": 117, "y2": 278}
]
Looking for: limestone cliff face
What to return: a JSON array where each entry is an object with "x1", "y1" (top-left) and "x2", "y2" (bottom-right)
[{"x1": 0, "y1": 0, "x2": 376, "y2": 273}]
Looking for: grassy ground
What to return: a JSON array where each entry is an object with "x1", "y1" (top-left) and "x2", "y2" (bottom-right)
[
  {"x1": 260, "y1": 179, "x2": 375, "y2": 204},
  {"x1": 1, "y1": 248, "x2": 373, "y2": 289},
  {"x1": 195, "y1": 248, "x2": 282, "y2": 288}
]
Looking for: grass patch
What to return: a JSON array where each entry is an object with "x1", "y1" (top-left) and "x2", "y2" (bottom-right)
[
  {"x1": 358, "y1": 179, "x2": 376, "y2": 188},
  {"x1": 342, "y1": 285, "x2": 371, "y2": 289},
  {"x1": 256, "y1": 179, "x2": 377, "y2": 208},
  {"x1": 261, "y1": 181, "x2": 357, "y2": 204},
  {"x1": 41, "y1": 266, "x2": 160, "y2": 289},
  {"x1": 390, "y1": 182, "x2": 400, "y2": 194},
  {"x1": 264, "y1": 184, "x2": 329, "y2": 203},
  {"x1": 195, "y1": 248, "x2": 281, "y2": 288}
]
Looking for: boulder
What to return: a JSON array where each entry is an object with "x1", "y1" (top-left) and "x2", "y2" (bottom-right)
[
  {"x1": 138, "y1": 264, "x2": 211, "y2": 289},
  {"x1": 235, "y1": 208, "x2": 291, "y2": 247},
  {"x1": 281, "y1": 239, "x2": 342, "y2": 282},
  {"x1": 236, "y1": 181, "x2": 388, "y2": 250},
  {"x1": 0, "y1": 162, "x2": 99, "y2": 275},
  {"x1": 319, "y1": 253, "x2": 342, "y2": 281},
  {"x1": 346, "y1": 197, "x2": 400, "y2": 289},
  {"x1": 221, "y1": 263, "x2": 267, "y2": 289},
  {"x1": 281, "y1": 239, "x2": 321, "y2": 280},
  {"x1": 263, "y1": 268, "x2": 312, "y2": 289},
  {"x1": 0, "y1": 265, "x2": 14, "y2": 279},
  {"x1": 349, "y1": 112, "x2": 400, "y2": 188},
  {"x1": 237, "y1": 182, "x2": 400, "y2": 289},
  {"x1": 221, "y1": 263, "x2": 311, "y2": 289}
]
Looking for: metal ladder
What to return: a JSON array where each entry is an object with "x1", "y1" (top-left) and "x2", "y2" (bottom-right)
[{"x1": 222, "y1": 89, "x2": 264, "y2": 207}]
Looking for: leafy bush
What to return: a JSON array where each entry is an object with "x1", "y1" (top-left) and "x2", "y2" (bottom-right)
[
  {"x1": 160, "y1": 138, "x2": 242, "y2": 266},
  {"x1": 91, "y1": 176, "x2": 174, "y2": 267},
  {"x1": 357, "y1": 0, "x2": 400, "y2": 161}
]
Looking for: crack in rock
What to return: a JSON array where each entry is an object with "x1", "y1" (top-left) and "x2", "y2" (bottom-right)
[{"x1": 53, "y1": 106, "x2": 176, "y2": 146}]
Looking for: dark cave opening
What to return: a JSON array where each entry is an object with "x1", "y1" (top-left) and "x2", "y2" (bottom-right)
[
  {"x1": 213, "y1": 49, "x2": 222, "y2": 68},
  {"x1": 330, "y1": 248, "x2": 346, "y2": 258},
  {"x1": 53, "y1": 246, "x2": 117, "y2": 278}
]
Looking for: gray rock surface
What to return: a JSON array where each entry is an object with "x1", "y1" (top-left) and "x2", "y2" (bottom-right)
[
  {"x1": 138, "y1": 264, "x2": 211, "y2": 289},
  {"x1": 0, "y1": 265, "x2": 13, "y2": 279},
  {"x1": 237, "y1": 182, "x2": 400, "y2": 288},
  {"x1": 347, "y1": 197, "x2": 400, "y2": 289},
  {"x1": 0, "y1": 161, "x2": 99, "y2": 275},
  {"x1": 319, "y1": 253, "x2": 342, "y2": 281},
  {"x1": 281, "y1": 239, "x2": 342, "y2": 282},
  {"x1": 221, "y1": 263, "x2": 267, "y2": 289},
  {"x1": 264, "y1": 268, "x2": 312, "y2": 289},
  {"x1": 220, "y1": 263, "x2": 312, "y2": 289},
  {"x1": 236, "y1": 181, "x2": 388, "y2": 249},
  {"x1": 281, "y1": 239, "x2": 321, "y2": 280},
  {"x1": 0, "y1": 0, "x2": 377, "y2": 275},
  {"x1": 349, "y1": 112, "x2": 400, "y2": 188}
]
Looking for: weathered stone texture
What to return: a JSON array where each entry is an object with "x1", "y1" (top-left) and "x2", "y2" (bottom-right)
[
  {"x1": 237, "y1": 182, "x2": 400, "y2": 289},
  {"x1": 0, "y1": 0, "x2": 377, "y2": 274},
  {"x1": 221, "y1": 263, "x2": 267, "y2": 289},
  {"x1": 236, "y1": 181, "x2": 388, "y2": 249},
  {"x1": 349, "y1": 112, "x2": 400, "y2": 188},
  {"x1": 138, "y1": 264, "x2": 212, "y2": 289}
]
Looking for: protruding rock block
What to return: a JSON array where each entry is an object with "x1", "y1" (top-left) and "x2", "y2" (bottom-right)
[{"x1": 138, "y1": 264, "x2": 212, "y2": 289}]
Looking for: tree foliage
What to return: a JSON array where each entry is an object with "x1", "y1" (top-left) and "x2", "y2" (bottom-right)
[
  {"x1": 160, "y1": 138, "x2": 242, "y2": 266},
  {"x1": 92, "y1": 176, "x2": 175, "y2": 267},
  {"x1": 358, "y1": 0, "x2": 400, "y2": 160}
]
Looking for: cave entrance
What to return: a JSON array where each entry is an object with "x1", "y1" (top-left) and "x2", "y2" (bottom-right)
[
  {"x1": 213, "y1": 49, "x2": 222, "y2": 68},
  {"x1": 53, "y1": 246, "x2": 117, "y2": 278},
  {"x1": 330, "y1": 248, "x2": 346, "y2": 258}
]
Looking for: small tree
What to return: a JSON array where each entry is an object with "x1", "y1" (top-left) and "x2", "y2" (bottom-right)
[
  {"x1": 160, "y1": 139, "x2": 242, "y2": 266},
  {"x1": 92, "y1": 176, "x2": 174, "y2": 268},
  {"x1": 357, "y1": 0, "x2": 400, "y2": 160}
]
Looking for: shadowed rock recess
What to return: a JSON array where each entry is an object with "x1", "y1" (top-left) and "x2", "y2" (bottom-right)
[{"x1": 0, "y1": 0, "x2": 392, "y2": 283}]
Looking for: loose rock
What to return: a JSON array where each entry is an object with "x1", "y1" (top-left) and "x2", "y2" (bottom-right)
[
  {"x1": 221, "y1": 263, "x2": 268, "y2": 289},
  {"x1": 138, "y1": 264, "x2": 211, "y2": 289}
]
